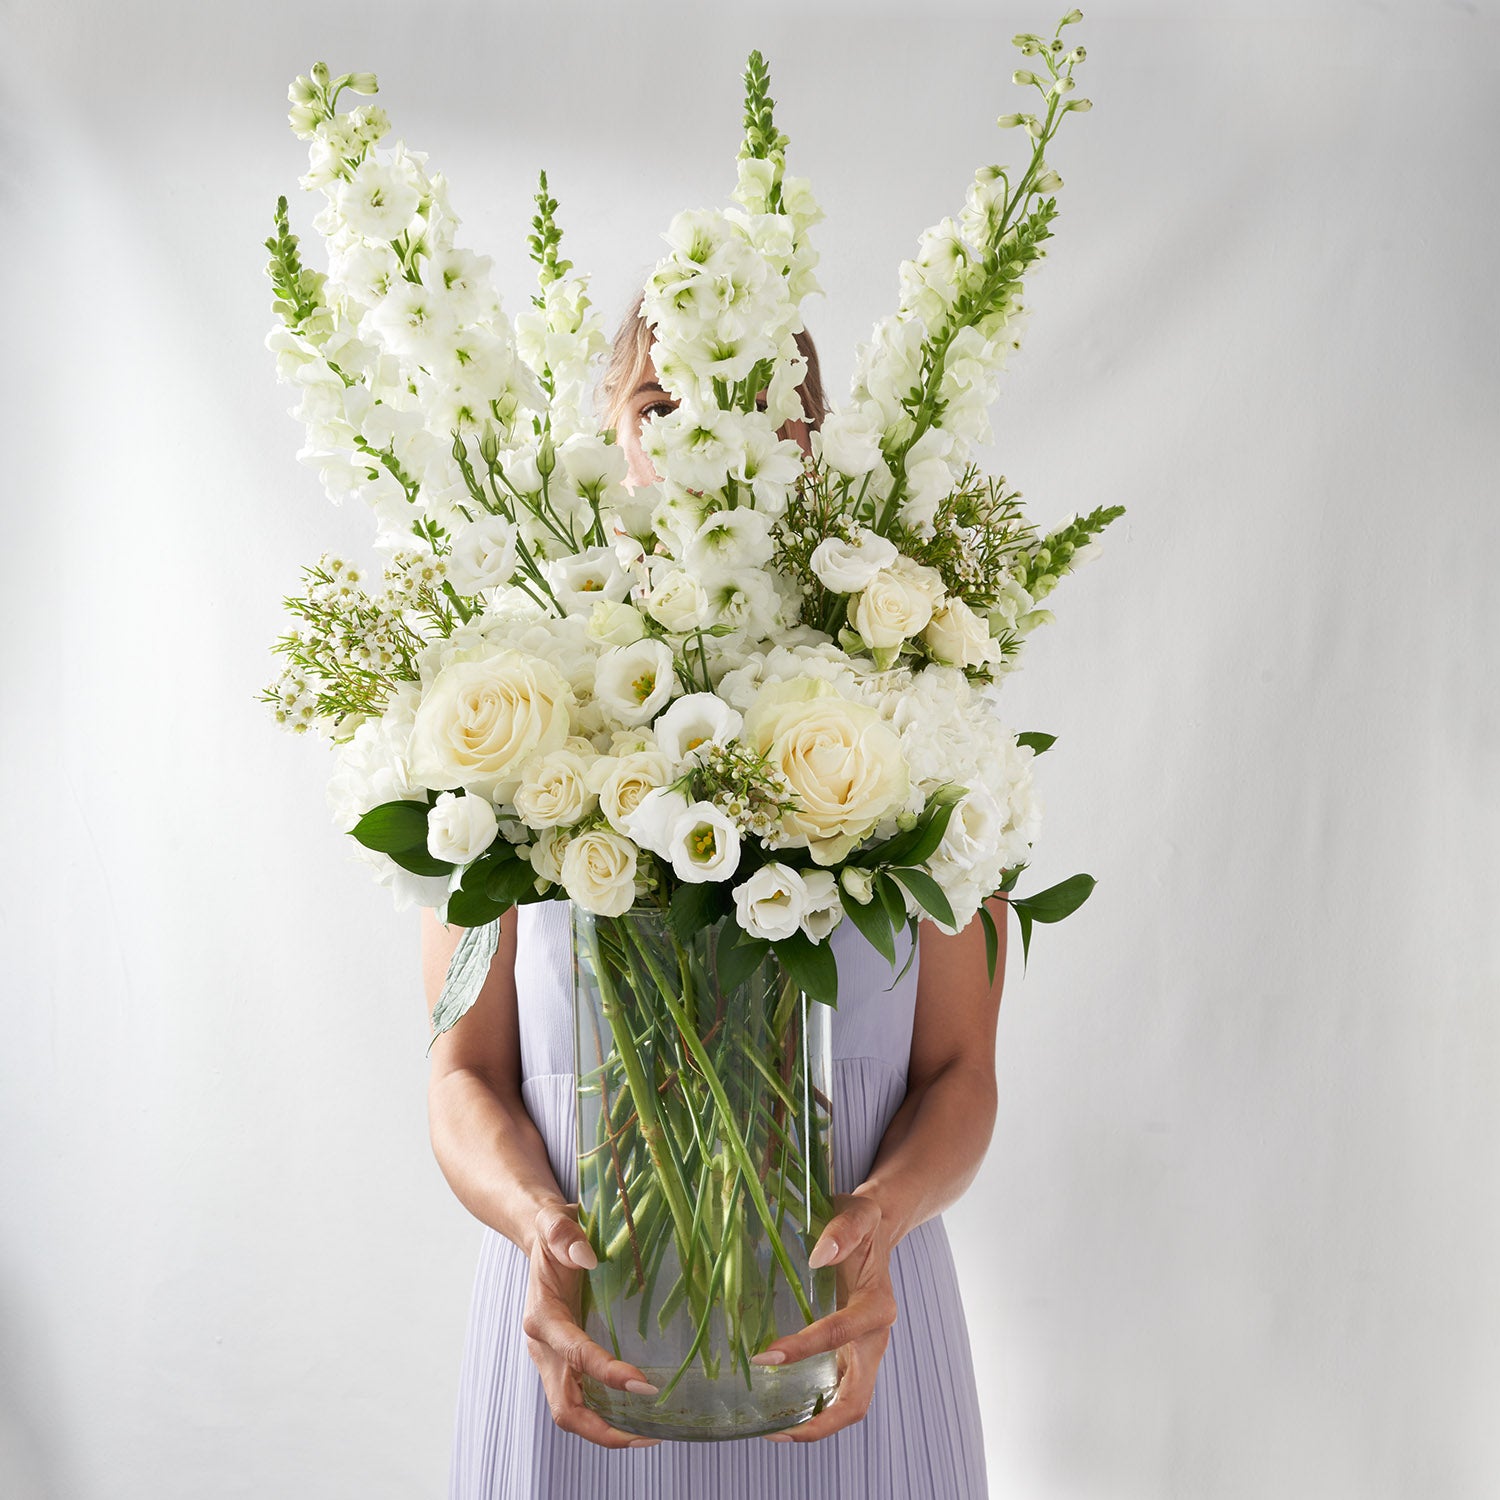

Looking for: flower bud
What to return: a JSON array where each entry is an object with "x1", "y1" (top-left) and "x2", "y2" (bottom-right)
[
  {"x1": 1013, "y1": 69, "x2": 1037, "y2": 86},
  {"x1": 996, "y1": 113, "x2": 1026, "y2": 129},
  {"x1": 310, "y1": 61, "x2": 330, "y2": 87},
  {"x1": 1065, "y1": 97, "x2": 1093, "y2": 112},
  {"x1": 536, "y1": 431, "x2": 557, "y2": 478},
  {"x1": 840, "y1": 866, "x2": 875, "y2": 906},
  {"x1": 346, "y1": 72, "x2": 379, "y2": 96},
  {"x1": 1061, "y1": 7, "x2": 1084, "y2": 24}
]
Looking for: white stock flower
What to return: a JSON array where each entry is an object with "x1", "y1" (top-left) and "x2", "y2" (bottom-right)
[
  {"x1": 685, "y1": 508, "x2": 775, "y2": 580},
  {"x1": 426, "y1": 790, "x2": 499, "y2": 863},
  {"x1": 335, "y1": 155, "x2": 421, "y2": 240},
  {"x1": 595, "y1": 638, "x2": 676, "y2": 727},
  {"x1": 561, "y1": 828, "x2": 639, "y2": 917},
  {"x1": 810, "y1": 528, "x2": 899, "y2": 594},
  {"x1": 732, "y1": 863, "x2": 809, "y2": 942},
  {"x1": 667, "y1": 801, "x2": 742, "y2": 884},
  {"x1": 653, "y1": 693, "x2": 743, "y2": 766}
]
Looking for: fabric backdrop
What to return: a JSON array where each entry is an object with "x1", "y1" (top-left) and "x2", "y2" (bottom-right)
[{"x1": 2, "y1": 1, "x2": 1495, "y2": 1495}]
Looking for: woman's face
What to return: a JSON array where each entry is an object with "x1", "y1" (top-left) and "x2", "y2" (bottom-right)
[{"x1": 615, "y1": 343, "x2": 813, "y2": 491}]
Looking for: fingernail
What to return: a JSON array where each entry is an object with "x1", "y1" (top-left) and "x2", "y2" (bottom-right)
[
  {"x1": 808, "y1": 1238, "x2": 838, "y2": 1268},
  {"x1": 569, "y1": 1241, "x2": 598, "y2": 1269},
  {"x1": 764, "y1": 1432, "x2": 794, "y2": 1442},
  {"x1": 629, "y1": 1437, "x2": 659, "y2": 1447},
  {"x1": 750, "y1": 1350, "x2": 786, "y2": 1366},
  {"x1": 625, "y1": 1378, "x2": 660, "y2": 1395}
]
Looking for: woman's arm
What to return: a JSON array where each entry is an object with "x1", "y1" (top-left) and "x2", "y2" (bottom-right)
[
  {"x1": 421, "y1": 907, "x2": 568, "y2": 1259},
  {"x1": 849, "y1": 892, "x2": 1010, "y2": 1247}
]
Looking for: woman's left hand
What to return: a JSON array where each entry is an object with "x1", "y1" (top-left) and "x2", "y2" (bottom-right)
[{"x1": 752, "y1": 1191, "x2": 899, "y2": 1443}]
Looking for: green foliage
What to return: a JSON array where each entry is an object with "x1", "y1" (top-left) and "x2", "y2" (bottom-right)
[{"x1": 264, "y1": 196, "x2": 328, "y2": 336}]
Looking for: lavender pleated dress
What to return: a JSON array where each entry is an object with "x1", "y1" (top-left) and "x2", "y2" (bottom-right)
[{"x1": 447, "y1": 899, "x2": 989, "y2": 1498}]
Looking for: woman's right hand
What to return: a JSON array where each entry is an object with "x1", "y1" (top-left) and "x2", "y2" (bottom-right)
[{"x1": 521, "y1": 1198, "x2": 663, "y2": 1450}]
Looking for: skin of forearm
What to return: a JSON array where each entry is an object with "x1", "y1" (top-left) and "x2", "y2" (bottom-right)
[
  {"x1": 850, "y1": 1062, "x2": 998, "y2": 1248},
  {"x1": 428, "y1": 1066, "x2": 568, "y2": 1257}
]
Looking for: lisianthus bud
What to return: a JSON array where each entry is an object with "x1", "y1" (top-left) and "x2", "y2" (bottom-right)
[{"x1": 840, "y1": 866, "x2": 875, "y2": 906}]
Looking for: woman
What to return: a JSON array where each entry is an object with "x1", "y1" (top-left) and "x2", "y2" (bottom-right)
[{"x1": 424, "y1": 288, "x2": 1008, "y2": 1498}]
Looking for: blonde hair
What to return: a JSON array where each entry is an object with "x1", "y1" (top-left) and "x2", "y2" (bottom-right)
[{"x1": 596, "y1": 285, "x2": 828, "y2": 438}]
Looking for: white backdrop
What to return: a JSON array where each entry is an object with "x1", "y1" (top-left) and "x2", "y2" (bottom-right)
[{"x1": 2, "y1": 1, "x2": 1496, "y2": 1495}]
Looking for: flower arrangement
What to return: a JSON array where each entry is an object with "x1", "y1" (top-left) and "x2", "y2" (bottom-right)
[{"x1": 259, "y1": 10, "x2": 1118, "y2": 1043}]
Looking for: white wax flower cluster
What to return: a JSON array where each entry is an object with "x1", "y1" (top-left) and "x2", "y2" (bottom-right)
[{"x1": 267, "y1": 31, "x2": 1112, "y2": 960}]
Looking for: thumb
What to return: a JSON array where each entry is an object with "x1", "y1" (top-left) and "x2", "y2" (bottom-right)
[{"x1": 537, "y1": 1200, "x2": 598, "y2": 1270}]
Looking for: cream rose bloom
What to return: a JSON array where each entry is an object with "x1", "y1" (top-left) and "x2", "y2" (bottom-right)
[
  {"x1": 406, "y1": 650, "x2": 572, "y2": 803},
  {"x1": 561, "y1": 828, "x2": 639, "y2": 917},
  {"x1": 922, "y1": 595, "x2": 1000, "y2": 669},
  {"x1": 850, "y1": 555, "x2": 946, "y2": 651},
  {"x1": 742, "y1": 677, "x2": 910, "y2": 865},
  {"x1": 591, "y1": 750, "x2": 675, "y2": 834},
  {"x1": 513, "y1": 746, "x2": 598, "y2": 828}
]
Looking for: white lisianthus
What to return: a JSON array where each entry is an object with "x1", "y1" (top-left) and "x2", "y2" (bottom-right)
[
  {"x1": 445, "y1": 515, "x2": 518, "y2": 594},
  {"x1": 406, "y1": 650, "x2": 572, "y2": 802},
  {"x1": 732, "y1": 862, "x2": 809, "y2": 941},
  {"x1": 586, "y1": 599, "x2": 648, "y2": 647},
  {"x1": 622, "y1": 785, "x2": 694, "y2": 858},
  {"x1": 596, "y1": 638, "x2": 676, "y2": 727},
  {"x1": 645, "y1": 569, "x2": 711, "y2": 633},
  {"x1": 667, "y1": 801, "x2": 742, "y2": 883},
  {"x1": 653, "y1": 693, "x2": 743, "y2": 766},
  {"x1": 425, "y1": 790, "x2": 499, "y2": 864},
  {"x1": 513, "y1": 746, "x2": 598, "y2": 828},
  {"x1": 851, "y1": 556, "x2": 946, "y2": 651},
  {"x1": 561, "y1": 828, "x2": 639, "y2": 917},
  {"x1": 810, "y1": 528, "x2": 899, "y2": 594},
  {"x1": 592, "y1": 750, "x2": 675, "y2": 834},
  {"x1": 546, "y1": 546, "x2": 630, "y2": 615},
  {"x1": 742, "y1": 676, "x2": 910, "y2": 865},
  {"x1": 812, "y1": 404, "x2": 886, "y2": 477},
  {"x1": 922, "y1": 595, "x2": 999, "y2": 669},
  {"x1": 934, "y1": 783, "x2": 1005, "y2": 872},
  {"x1": 799, "y1": 869, "x2": 844, "y2": 940}
]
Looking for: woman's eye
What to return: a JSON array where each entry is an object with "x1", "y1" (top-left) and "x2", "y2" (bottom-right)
[{"x1": 642, "y1": 401, "x2": 675, "y2": 420}]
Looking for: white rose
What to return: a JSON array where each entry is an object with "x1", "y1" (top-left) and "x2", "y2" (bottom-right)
[
  {"x1": 425, "y1": 791, "x2": 499, "y2": 864},
  {"x1": 513, "y1": 747, "x2": 598, "y2": 828},
  {"x1": 742, "y1": 676, "x2": 910, "y2": 865},
  {"x1": 850, "y1": 556, "x2": 945, "y2": 650},
  {"x1": 666, "y1": 801, "x2": 742, "y2": 884},
  {"x1": 799, "y1": 869, "x2": 844, "y2": 941},
  {"x1": 813, "y1": 406, "x2": 885, "y2": 477},
  {"x1": 645, "y1": 570, "x2": 711, "y2": 633},
  {"x1": 596, "y1": 638, "x2": 677, "y2": 727},
  {"x1": 592, "y1": 750, "x2": 675, "y2": 834},
  {"x1": 527, "y1": 826, "x2": 569, "y2": 885},
  {"x1": 653, "y1": 693, "x2": 743, "y2": 766},
  {"x1": 561, "y1": 829, "x2": 639, "y2": 917},
  {"x1": 732, "y1": 862, "x2": 809, "y2": 942},
  {"x1": 810, "y1": 528, "x2": 899, "y2": 594},
  {"x1": 406, "y1": 650, "x2": 572, "y2": 803},
  {"x1": 935, "y1": 784, "x2": 1005, "y2": 872},
  {"x1": 922, "y1": 595, "x2": 999, "y2": 669}
]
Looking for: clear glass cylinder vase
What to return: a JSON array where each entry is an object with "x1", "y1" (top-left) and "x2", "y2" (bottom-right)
[{"x1": 570, "y1": 902, "x2": 838, "y2": 1441}]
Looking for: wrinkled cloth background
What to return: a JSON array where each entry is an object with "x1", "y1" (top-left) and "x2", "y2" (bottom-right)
[{"x1": 2, "y1": 1, "x2": 1495, "y2": 1495}]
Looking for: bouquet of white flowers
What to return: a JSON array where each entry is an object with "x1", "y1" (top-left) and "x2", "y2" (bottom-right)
[{"x1": 259, "y1": 10, "x2": 1117, "y2": 1437}]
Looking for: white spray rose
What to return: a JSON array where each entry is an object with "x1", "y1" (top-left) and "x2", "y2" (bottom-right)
[
  {"x1": 425, "y1": 790, "x2": 499, "y2": 864},
  {"x1": 645, "y1": 570, "x2": 711, "y2": 633},
  {"x1": 810, "y1": 528, "x2": 899, "y2": 594},
  {"x1": 851, "y1": 556, "x2": 946, "y2": 650},
  {"x1": 592, "y1": 750, "x2": 675, "y2": 834},
  {"x1": 813, "y1": 405, "x2": 886, "y2": 477},
  {"x1": 922, "y1": 595, "x2": 999, "y2": 669},
  {"x1": 513, "y1": 746, "x2": 598, "y2": 828},
  {"x1": 561, "y1": 828, "x2": 639, "y2": 917},
  {"x1": 586, "y1": 599, "x2": 648, "y2": 647}
]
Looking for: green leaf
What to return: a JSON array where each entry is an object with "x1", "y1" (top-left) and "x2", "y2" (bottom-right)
[
  {"x1": 388, "y1": 845, "x2": 455, "y2": 877},
  {"x1": 890, "y1": 867, "x2": 957, "y2": 930},
  {"x1": 893, "y1": 915, "x2": 921, "y2": 986},
  {"x1": 1017, "y1": 905, "x2": 1034, "y2": 975},
  {"x1": 669, "y1": 881, "x2": 725, "y2": 945},
  {"x1": 999, "y1": 860, "x2": 1028, "y2": 893},
  {"x1": 842, "y1": 881, "x2": 896, "y2": 965},
  {"x1": 427, "y1": 918, "x2": 502, "y2": 1055},
  {"x1": 716, "y1": 922, "x2": 771, "y2": 992},
  {"x1": 485, "y1": 855, "x2": 539, "y2": 906},
  {"x1": 772, "y1": 930, "x2": 838, "y2": 1007},
  {"x1": 979, "y1": 903, "x2": 1001, "y2": 986},
  {"x1": 445, "y1": 882, "x2": 508, "y2": 929},
  {"x1": 1011, "y1": 872, "x2": 1096, "y2": 923},
  {"x1": 1015, "y1": 731, "x2": 1056, "y2": 755},
  {"x1": 849, "y1": 783, "x2": 966, "y2": 869},
  {"x1": 350, "y1": 799, "x2": 431, "y2": 854},
  {"x1": 874, "y1": 871, "x2": 907, "y2": 932}
]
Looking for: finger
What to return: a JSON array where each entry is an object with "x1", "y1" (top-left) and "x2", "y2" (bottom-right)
[
  {"x1": 763, "y1": 1340, "x2": 883, "y2": 1442},
  {"x1": 544, "y1": 1383, "x2": 661, "y2": 1450},
  {"x1": 806, "y1": 1197, "x2": 883, "y2": 1270},
  {"x1": 750, "y1": 1287, "x2": 898, "y2": 1367},
  {"x1": 522, "y1": 1313, "x2": 660, "y2": 1394},
  {"x1": 535, "y1": 1200, "x2": 598, "y2": 1270}
]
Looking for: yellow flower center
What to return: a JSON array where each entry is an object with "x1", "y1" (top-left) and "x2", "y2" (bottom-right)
[
  {"x1": 631, "y1": 672, "x2": 656, "y2": 704},
  {"x1": 690, "y1": 825, "x2": 717, "y2": 861}
]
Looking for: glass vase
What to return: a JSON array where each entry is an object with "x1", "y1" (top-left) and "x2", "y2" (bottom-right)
[{"x1": 570, "y1": 902, "x2": 839, "y2": 1441}]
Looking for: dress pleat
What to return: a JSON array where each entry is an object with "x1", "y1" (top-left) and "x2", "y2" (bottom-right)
[{"x1": 447, "y1": 901, "x2": 989, "y2": 1499}]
